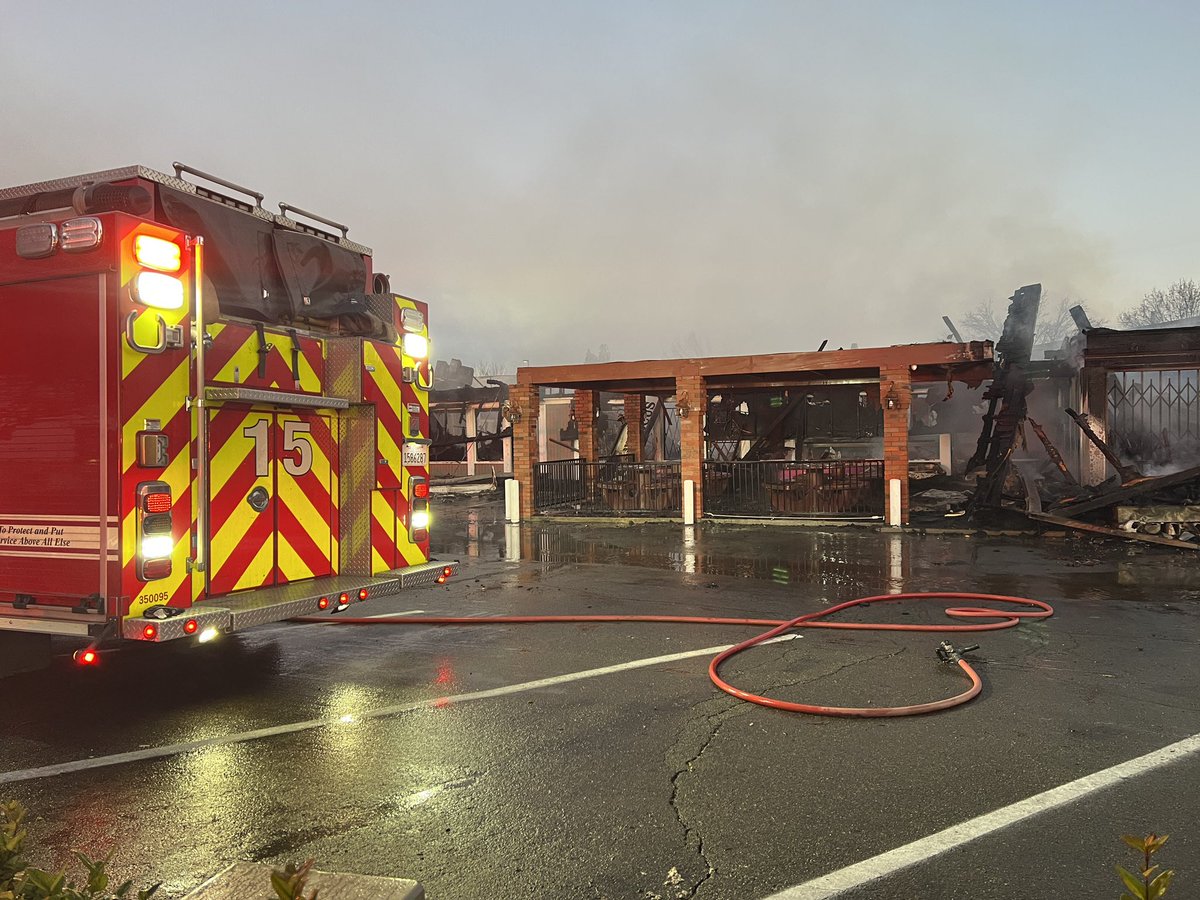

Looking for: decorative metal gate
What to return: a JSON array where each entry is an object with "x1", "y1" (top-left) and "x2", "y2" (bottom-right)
[{"x1": 1107, "y1": 369, "x2": 1200, "y2": 468}]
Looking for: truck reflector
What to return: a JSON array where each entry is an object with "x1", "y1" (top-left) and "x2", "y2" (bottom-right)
[{"x1": 134, "y1": 234, "x2": 182, "y2": 272}]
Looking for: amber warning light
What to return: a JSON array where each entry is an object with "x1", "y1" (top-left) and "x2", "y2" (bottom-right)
[{"x1": 134, "y1": 235, "x2": 182, "y2": 272}]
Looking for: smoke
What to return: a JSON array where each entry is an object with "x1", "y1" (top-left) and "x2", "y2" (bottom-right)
[
  {"x1": 1, "y1": 3, "x2": 1120, "y2": 369},
  {"x1": 372, "y1": 11, "x2": 1115, "y2": 366}
]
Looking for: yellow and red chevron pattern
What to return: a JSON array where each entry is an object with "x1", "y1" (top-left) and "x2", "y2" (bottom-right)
[
  {"x1": 206, "y1": 322, "x2": 325, "y2": 394},
  {"x1": 119, "y1": 224, "x2": 196, "y2": 618},
  {"x1": 363, "y1": 295, "x2": 430, "y2": 573},
  {"x1": 206, "y1": 407, "x2": 337, "y2": 596}
]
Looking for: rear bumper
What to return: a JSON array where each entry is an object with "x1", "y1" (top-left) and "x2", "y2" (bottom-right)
[{"x1": 120, "y1": 560, "x2": 460, "y2": 642}]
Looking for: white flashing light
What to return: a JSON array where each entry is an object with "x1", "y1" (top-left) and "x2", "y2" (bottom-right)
[
  {"x1": 411, "y1": 510, "x2": 431, "y2": 531},
  {"x1": 140, "y1": 534, "x2": 174, "y2": 559},
  {"x1": 402, "y1": 333, "x2": 428, "y2": 359},
  {"x1": 197, "y1": 627, "x2": 220, "y2": 644},
  {"x1": 132, "y1": 271, "x2": 184, "y2": 310}
]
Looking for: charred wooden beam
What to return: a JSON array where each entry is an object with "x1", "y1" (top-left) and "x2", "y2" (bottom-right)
[
  {"x1": 1049, "y1": 463, "x2": 1200, "y2": 518},
  {"x1": 1064, "y1": 408, "x2": 1142, "y2": 483},
  {"x1": 1030, "y1": 511, "x2": 1200, "y2": 551},
  {"x1": 967, "y1": 284, "x2": 1042, "y2": 514},
  {"x1": 1028, "y1": 417, "x2": 1077, "y2": 484}
]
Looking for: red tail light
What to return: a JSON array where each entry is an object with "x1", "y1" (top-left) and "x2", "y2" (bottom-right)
[
  {"x1": 141, "y1": 558, "x2": 172, "y2": 580},
  {"x1": 338, "y1": 592, "x2": 350, "y2": 604},
  {"x1": 143, "y1": 492, "x2": 171, "y2": 514},
  {"x1": 358, "y1": 588, "x2": 369, "y2": 600},
  {"x1": 74, "y1": 648, "x2": 99, "y2": 666},
  {"x1": 184, "y1": 619, "x2": 198, "y2": 635},
  {"x1": 443, "y1": 566, "x2": 453, "y2": 578},
  {"x1": 414, "y1": 482, "x2": 429, "y2": 499},
  {"x1": 142, "y1": 624, "x2": 158, "y2": 640},
  {"x1": 318, "y1": 596, "x2": 330, "y2": 610}
]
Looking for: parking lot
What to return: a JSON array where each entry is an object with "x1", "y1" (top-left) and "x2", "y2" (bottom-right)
[{"x1": 2, "y1": 495, "x2": 1198, "y2": 899}]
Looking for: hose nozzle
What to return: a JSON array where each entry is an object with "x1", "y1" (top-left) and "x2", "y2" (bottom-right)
[{"x1": 935, "y1": 640, "x2": 980, "y2": 664}]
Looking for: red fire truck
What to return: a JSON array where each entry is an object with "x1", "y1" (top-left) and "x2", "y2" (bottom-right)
[{"x1": 0, "y1": 163, "x2": 456, "y2": 665}]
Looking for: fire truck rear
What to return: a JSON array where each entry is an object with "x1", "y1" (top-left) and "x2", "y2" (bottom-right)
[{"x1": 0, "y1": 163, "x2": 456, "y2": 667}]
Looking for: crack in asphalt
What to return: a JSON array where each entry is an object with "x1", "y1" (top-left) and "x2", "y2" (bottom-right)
[
  {"x1": 666, "y1": 699, "x2": 730, "y2": 899},
  {"x1": 661, "y1": 641, "x2": 907, "y2": 898}
]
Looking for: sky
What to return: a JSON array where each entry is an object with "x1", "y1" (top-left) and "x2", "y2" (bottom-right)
[{"x1": 4, "y1": 1, "x2": 1199, "y2": 369}]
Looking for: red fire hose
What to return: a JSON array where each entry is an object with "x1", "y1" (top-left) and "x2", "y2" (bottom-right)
[{"x1": 294, "y1": 591, "x2": 1052, "y2": 717}]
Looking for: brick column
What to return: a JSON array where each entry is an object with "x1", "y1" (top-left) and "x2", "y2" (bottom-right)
[
  {"x1": 510, "y1": 383, "x2": 540, "y2": 517},
  {"x1": 623, "y1": 394, "x2": 644, "y2": 460},
  {"x1": 880, "y1": 367, "x2": 912, "y2": 524},
  {"x1": 573, "y1": 389, "x2": 602, "y2": 460},
  {"x1": 1079, "y1": 366, "x2": 1109, "y2": 486},
  {"x1": 676, "y1": 374, "x2": 706, "y2": 519}
]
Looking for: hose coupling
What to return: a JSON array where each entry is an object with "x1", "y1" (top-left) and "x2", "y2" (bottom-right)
[{"x1": 935, "y1": 640, "x2": 979, "y2": 664}]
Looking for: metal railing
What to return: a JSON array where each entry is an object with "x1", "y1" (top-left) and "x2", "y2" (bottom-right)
[
  {"x1": 704, "y1": 459, "x2": 885, "y2": 518},
  {"x1": 535, "y1": 456, "x2": 681, "y2": 515}
]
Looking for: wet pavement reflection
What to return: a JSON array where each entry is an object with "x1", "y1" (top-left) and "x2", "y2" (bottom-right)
[{"x1": 432, "y1": 496, "x2": 1200, "y2": 606}]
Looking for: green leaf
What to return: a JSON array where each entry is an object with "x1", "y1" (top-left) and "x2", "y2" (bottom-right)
[
  {"x1": 270, "y1": 872, "x2": 293, "y2": 899},
  {"x1": 1147, "y1": 869, "x2": 1174, "y2": 900},
  {"x1": 1147, "y1": 834, "x2": 1170, "y2": 854},
  {"x1": 1117, "y1": 865, "x2": 1148, "y2": 900},
  {"x1": 1122, "y1": 834, "x2": 1148, "y2": 852}
]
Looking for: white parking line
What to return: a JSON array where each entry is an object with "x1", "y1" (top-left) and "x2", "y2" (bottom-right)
[
  {"x1": 0, "y1": 635, "x2": 797, "y2": 785},
  {"x1": 356, "y1": 609, "x2": 426, "y2": 619},
  {"x1": 763, "y1": 730, "x2": 1200, "y2": 900}
]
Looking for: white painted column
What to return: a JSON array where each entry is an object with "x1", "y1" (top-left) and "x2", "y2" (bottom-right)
[
  {"x1": 465, "y1": 406, "x2": 478, "y2": 476},
  {"x1": 505, "y1": 479, "x2": 521, "y2": 524},
  {"x1": 887, "y1": 479, "x2": 902, "y2": 526},
  {"x1": 682, "y1": 479, "x2": 696, "y2": 525},
  {"x1": 938, "y1": 433, "x2": 952, "y2": 475}
]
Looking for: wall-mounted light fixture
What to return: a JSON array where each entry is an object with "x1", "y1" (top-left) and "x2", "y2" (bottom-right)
[
  {"x1": 884, "y1": 385, "x2": 899, "y2": 411},
  {"x1": 502, "y1": 401, "x2": 523, "y2": 424},
  {"x1": 677, "y1": 392, "x2": 692, "y2": 418}
]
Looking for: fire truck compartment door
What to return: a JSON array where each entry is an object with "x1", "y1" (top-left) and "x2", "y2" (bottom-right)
[
  {"x1": 208, "y1": 409, "x2": 275, "y2": 595},
  {"x1": 273, "y1": 411, "x2": 335, "y2": 585},
  {"x1": 0, "y1": 276, "x2": 110, "y2": 608},
  {"x1": 207, "y1": 408, "x2": 334, "y2": 596}
]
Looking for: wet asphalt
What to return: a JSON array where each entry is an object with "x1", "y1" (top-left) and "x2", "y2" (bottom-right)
[{"x1": 2, "y1": 494, "x2": 1198, "y2": 899}]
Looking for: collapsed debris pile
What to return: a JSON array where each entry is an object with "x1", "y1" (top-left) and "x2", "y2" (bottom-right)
[{"x1": 952, "y1": 287, "x2": 1200, "y2": 550}]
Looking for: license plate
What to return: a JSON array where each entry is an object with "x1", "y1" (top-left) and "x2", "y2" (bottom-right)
[{"x1": 402, "y1": 443, "x2": 428, "y2": 467}]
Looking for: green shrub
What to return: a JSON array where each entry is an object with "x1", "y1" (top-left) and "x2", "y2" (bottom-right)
[
  {"x1": 1117, "y1": 833, "x2": 1175, "y2": 900},
  {"x1": 270, "y1": 860, "x2": 318, "y2": 900},
  {"x1": 0, "y1": 800, "x2": 158, "y2": 900}
]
